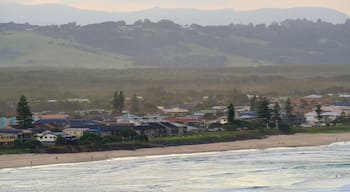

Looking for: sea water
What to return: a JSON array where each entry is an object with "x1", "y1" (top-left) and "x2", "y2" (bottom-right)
[{"x1": 1, "y1": 142, "x2": 350, "y2": 192}]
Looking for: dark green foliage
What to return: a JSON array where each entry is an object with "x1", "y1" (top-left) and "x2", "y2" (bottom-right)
[
  {"x1": 134, "y1": 135, "x2": 149, "y2": 142},
  {"x1": 112, "y1": 91, "x2": 120, "y2": 114},
  {"x1": 56, "y1": 136, "x2": 77, "y2": 145},
  {"x1": 119, "y1": 128, "x2": 138, "y2": 141},
  {"x1": 14, "y1": 139, "x2": 41, "y2": 149},
  {"x1": 102, "y1": 136, "x2": 123, "y2": 143},
  {"x1": 247, "y1": 120, "x2": 264, "y2": 130},
  {"x1": 278, "y1": 120, "x2": 292, "y2": 133},
  {"x1": 257, "y1": 97, "x2": 271, "y2": 128},
  {"x1": 227, "y1": 103, "x2": 235, "y2": 125},
  {"x1": 79, "y1": 132, "x2": 104, "y2": 146},
  {"x1": 273, "y1": 102, "x2": 281, "y2": 120},
  {"x1": 285, "y1": 98, "x2": 293, "y2": 119},
  {"x1": 224, "y1": 120, "x2": 251, "y2": 131},
  {"x1": 112, "y1": 91, "x2": 125, "y2": 114},
  {"x1": 315, "y1": 105, "x2": 323, "y2": 122},
  {"x1": 16, "y1": 95, "x2": 33, "y2": 129},
  {"x1": 3, "y1": 19, "x2": 350, "y2": 67}
]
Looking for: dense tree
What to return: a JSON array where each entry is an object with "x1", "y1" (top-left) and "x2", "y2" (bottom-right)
[
  {"x1": 130, "y1": 93, "x2": 140, "y2": 114},
  {"x1": 285, "y1": 98, "x2": 293, "y2": 119},
  {"x1": 16, "y1": 95, "x2": 33, "y2": 129},
  {"x1": 257, "y1": 97, "x2": 271, "y2": 128},
  {"x1": 227, "y1": 103, "x2": 235, "y2": 125},
  {"x1": 315, "y1": 105, "x2": 323, "y2": 122},
  {"x1": 273, "y1": 102, "x2": 281, "y2": 120},
  {"x1": 279, "y1": 120, "x2": 292, "y2": 133},
  {"x1": 112, "y1": 91, "x2": 125, "y2": 114},
  {"x1": 79, "y1": 132, "x2": 104, "y2": 146},
  {"x1": 2, "y1": 19, "x2": 350, "y2": 67},
  {"x1": 112, "y1": 91, "x2": 120, "y2": 114}
]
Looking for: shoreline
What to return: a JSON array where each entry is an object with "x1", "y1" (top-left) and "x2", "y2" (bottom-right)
[{"x1": 0, "y1": 133, "x2": 349, "y2": 169}]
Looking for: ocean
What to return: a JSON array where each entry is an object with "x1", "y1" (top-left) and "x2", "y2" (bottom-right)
[{"x1": 1, "y1": 142, "x2": 350, "y2": 192}]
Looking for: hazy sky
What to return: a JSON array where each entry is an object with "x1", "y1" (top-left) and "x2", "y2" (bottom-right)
[{"x1": 2, "y1": 0, "x2": 350, "y2": 15}]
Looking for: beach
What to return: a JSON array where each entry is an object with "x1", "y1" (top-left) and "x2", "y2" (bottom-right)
[{"x1": 0, "y1": 133, "x2": 349, "y2": 169}]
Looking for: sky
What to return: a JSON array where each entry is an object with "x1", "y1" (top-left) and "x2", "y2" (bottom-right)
[{"x1": 1, "y1": 0, "x2": 350, "y2": 15}]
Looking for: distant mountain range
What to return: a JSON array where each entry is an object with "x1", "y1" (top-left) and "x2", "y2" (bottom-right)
[
  {"x1": 0, "y1": 3, "x2": 348, "y2": 26},
  {"x1": 1, "y1": 20, "x2": 350, "y2": 68}
]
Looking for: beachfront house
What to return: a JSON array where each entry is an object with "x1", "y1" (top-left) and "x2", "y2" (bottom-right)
[
  {"x1": 0, "y1": 130, "x2": 23, "y2": 145},
  {"x1": 63, "y1": 128, "x2": 91, "y2": 138},
  {"x1": 35, "y1": 130, "x2": 58, "y2": 143}
]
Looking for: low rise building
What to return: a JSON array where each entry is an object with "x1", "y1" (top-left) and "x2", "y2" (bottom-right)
[
  {"x1": 0, "y1": 130, "x2": 23, "y2": 145},
  {"x1": 63, "y1": 128, "x2": 91, "y2": 138}
]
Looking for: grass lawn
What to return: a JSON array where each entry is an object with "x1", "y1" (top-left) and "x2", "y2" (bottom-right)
[
  {"x1": 150, "y1": 130, "x2": 265, "y2": 145},
  {"x1": 295, "y1": 124, "x2": 350, "y2": 134}
]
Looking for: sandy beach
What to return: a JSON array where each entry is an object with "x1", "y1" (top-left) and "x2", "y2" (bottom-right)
[{"x1": 0, "y1": 133, "x2": 349, "y2": 169}]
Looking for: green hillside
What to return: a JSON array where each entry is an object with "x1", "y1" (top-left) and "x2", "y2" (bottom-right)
[{"x1": 0, "y1": 31, "x2": 132, "y2": 68}]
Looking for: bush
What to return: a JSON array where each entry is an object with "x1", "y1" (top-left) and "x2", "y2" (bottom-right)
[
  {"x1": 208, "y1": 122, "x2": 222, "y2": 129},
  {"x1": 134, "y1": 135, "x2": 149, "y2": 142},
  {"x1": 247, "y1": 120, "x2": 264, "y2": 130},
  {"x1": 102, "y1": 136, "x2": 123, "y2": 143},
  {"x1": 79, "y1": 132, "x2": 104, "y2": 146},
  {"x1": 279, "y1": 120, "x2": 292, "y2": 133},
  {"x1": 14, "y1": 139, "x2": 42, "y2": 149}
]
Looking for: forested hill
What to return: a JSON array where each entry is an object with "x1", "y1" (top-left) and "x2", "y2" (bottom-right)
[{"x1": 1, "y1": 19, "x2": 350, "y2": 68}]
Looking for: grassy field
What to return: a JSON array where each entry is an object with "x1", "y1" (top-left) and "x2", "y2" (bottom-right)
[
  {"x1": 0, "y1": 65, "x2": 348, "y2": 102},
  {"x1": 295, "y1": 125, "x2": 350, "y2": 134},
  {"x1": 150, "y1": 130, "x2": 265, "y2": 145},
  {"x1": 0, "y1": 31, "x2": 132, "y2": 69}
]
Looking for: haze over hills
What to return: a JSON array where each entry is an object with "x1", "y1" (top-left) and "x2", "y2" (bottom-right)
[
  {"x1": 0, "y1": 3, "x2": 348, "y2": 26},
  {"x1": 1, "y1": 19, "x2": 350, "y2": 68}
]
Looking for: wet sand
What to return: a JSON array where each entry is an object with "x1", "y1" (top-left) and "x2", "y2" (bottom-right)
[{"x1": 0, "y1": 133, "x2": 348, "y2": 169}]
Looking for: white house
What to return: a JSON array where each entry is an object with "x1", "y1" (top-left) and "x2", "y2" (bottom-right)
[
  {"x1": 36, "y1": 131, "x2": 58, "y2": 143},
  {"x1": 305, "y1": 111, "x2": 340, "y2": 126},
  {"x1": 305, "y1": 112, "x2": 319, "y2": 125}
]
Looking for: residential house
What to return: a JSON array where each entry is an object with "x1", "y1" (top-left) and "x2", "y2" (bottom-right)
[
  {"x1": 35, "y1": 119, "x2": 105, "y2": 130},
  {"x1": 0, "y1": 130, "x2": 22, "y2": 145},
  {"x1": 305, "y1": 111, "x2": 339, "y2": 126},
  {"x1": 161, "y1": 107, "x2": 189, "y2": 116},
  {"x1": 164, "y1": 116, "x2": 206, "y2": 129},
  {"x1": 36, "y1": 114, "x2": 69, "y2": 120},
  {"x1": 102, "y1": 121, "x2": 188, "y2": 138},
  {"x1": 35, "y1": 131, "x2": 58, "y2": 143},
  {"x1": 117, "y1": 114, "x2": 165, "y2": 124},
  {"x1": 63, "y1": 128, "x2": 91, "y2": 138}
]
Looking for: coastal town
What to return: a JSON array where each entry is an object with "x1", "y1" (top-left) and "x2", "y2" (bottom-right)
[{"x1": 1, "y1": 92, "x2": 349, "y2": 151}]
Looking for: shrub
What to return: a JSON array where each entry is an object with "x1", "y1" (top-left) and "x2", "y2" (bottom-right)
[
  {"x1": 279, "y1": 120, "x2": 292, "y2": 133},
  {"x1": 14, "y1": 139, "x2": 42, "y2": 149},
  {"x1": 79, "y1": 132, "x2": 104, "y2": 146}
]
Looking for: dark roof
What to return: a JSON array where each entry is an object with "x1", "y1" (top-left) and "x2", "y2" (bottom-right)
[
  {"x1": 335, "y1": 102, "x2": 350, "y2": 107},
  {"x1": 240, "y1": 111, "x2": 257, "y2": 116},
  {"x1": 160, "y1": 122, "x2": 178, "y2": 129},
  {"x1": 35, "y1": 119, "x2": 105, "y2": 128},
  {"x1": 148, "y1": 122, "x2": 168, "y2": 130},
  {"x1": 69, "y1": 120, "x2": 104, "y2": 128},
  {"x1": 29, "y1": 128, "x2": 49, "y2": 134},
  {"x1": 35, "y1": 119, "x2": 70, "y2": 127},
  {"x1": 99, "y1": 125, "x2": 134, "y2": 131},
  {"x1": 0, "y1": 129, "x2": 22, "y2": 134}
]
